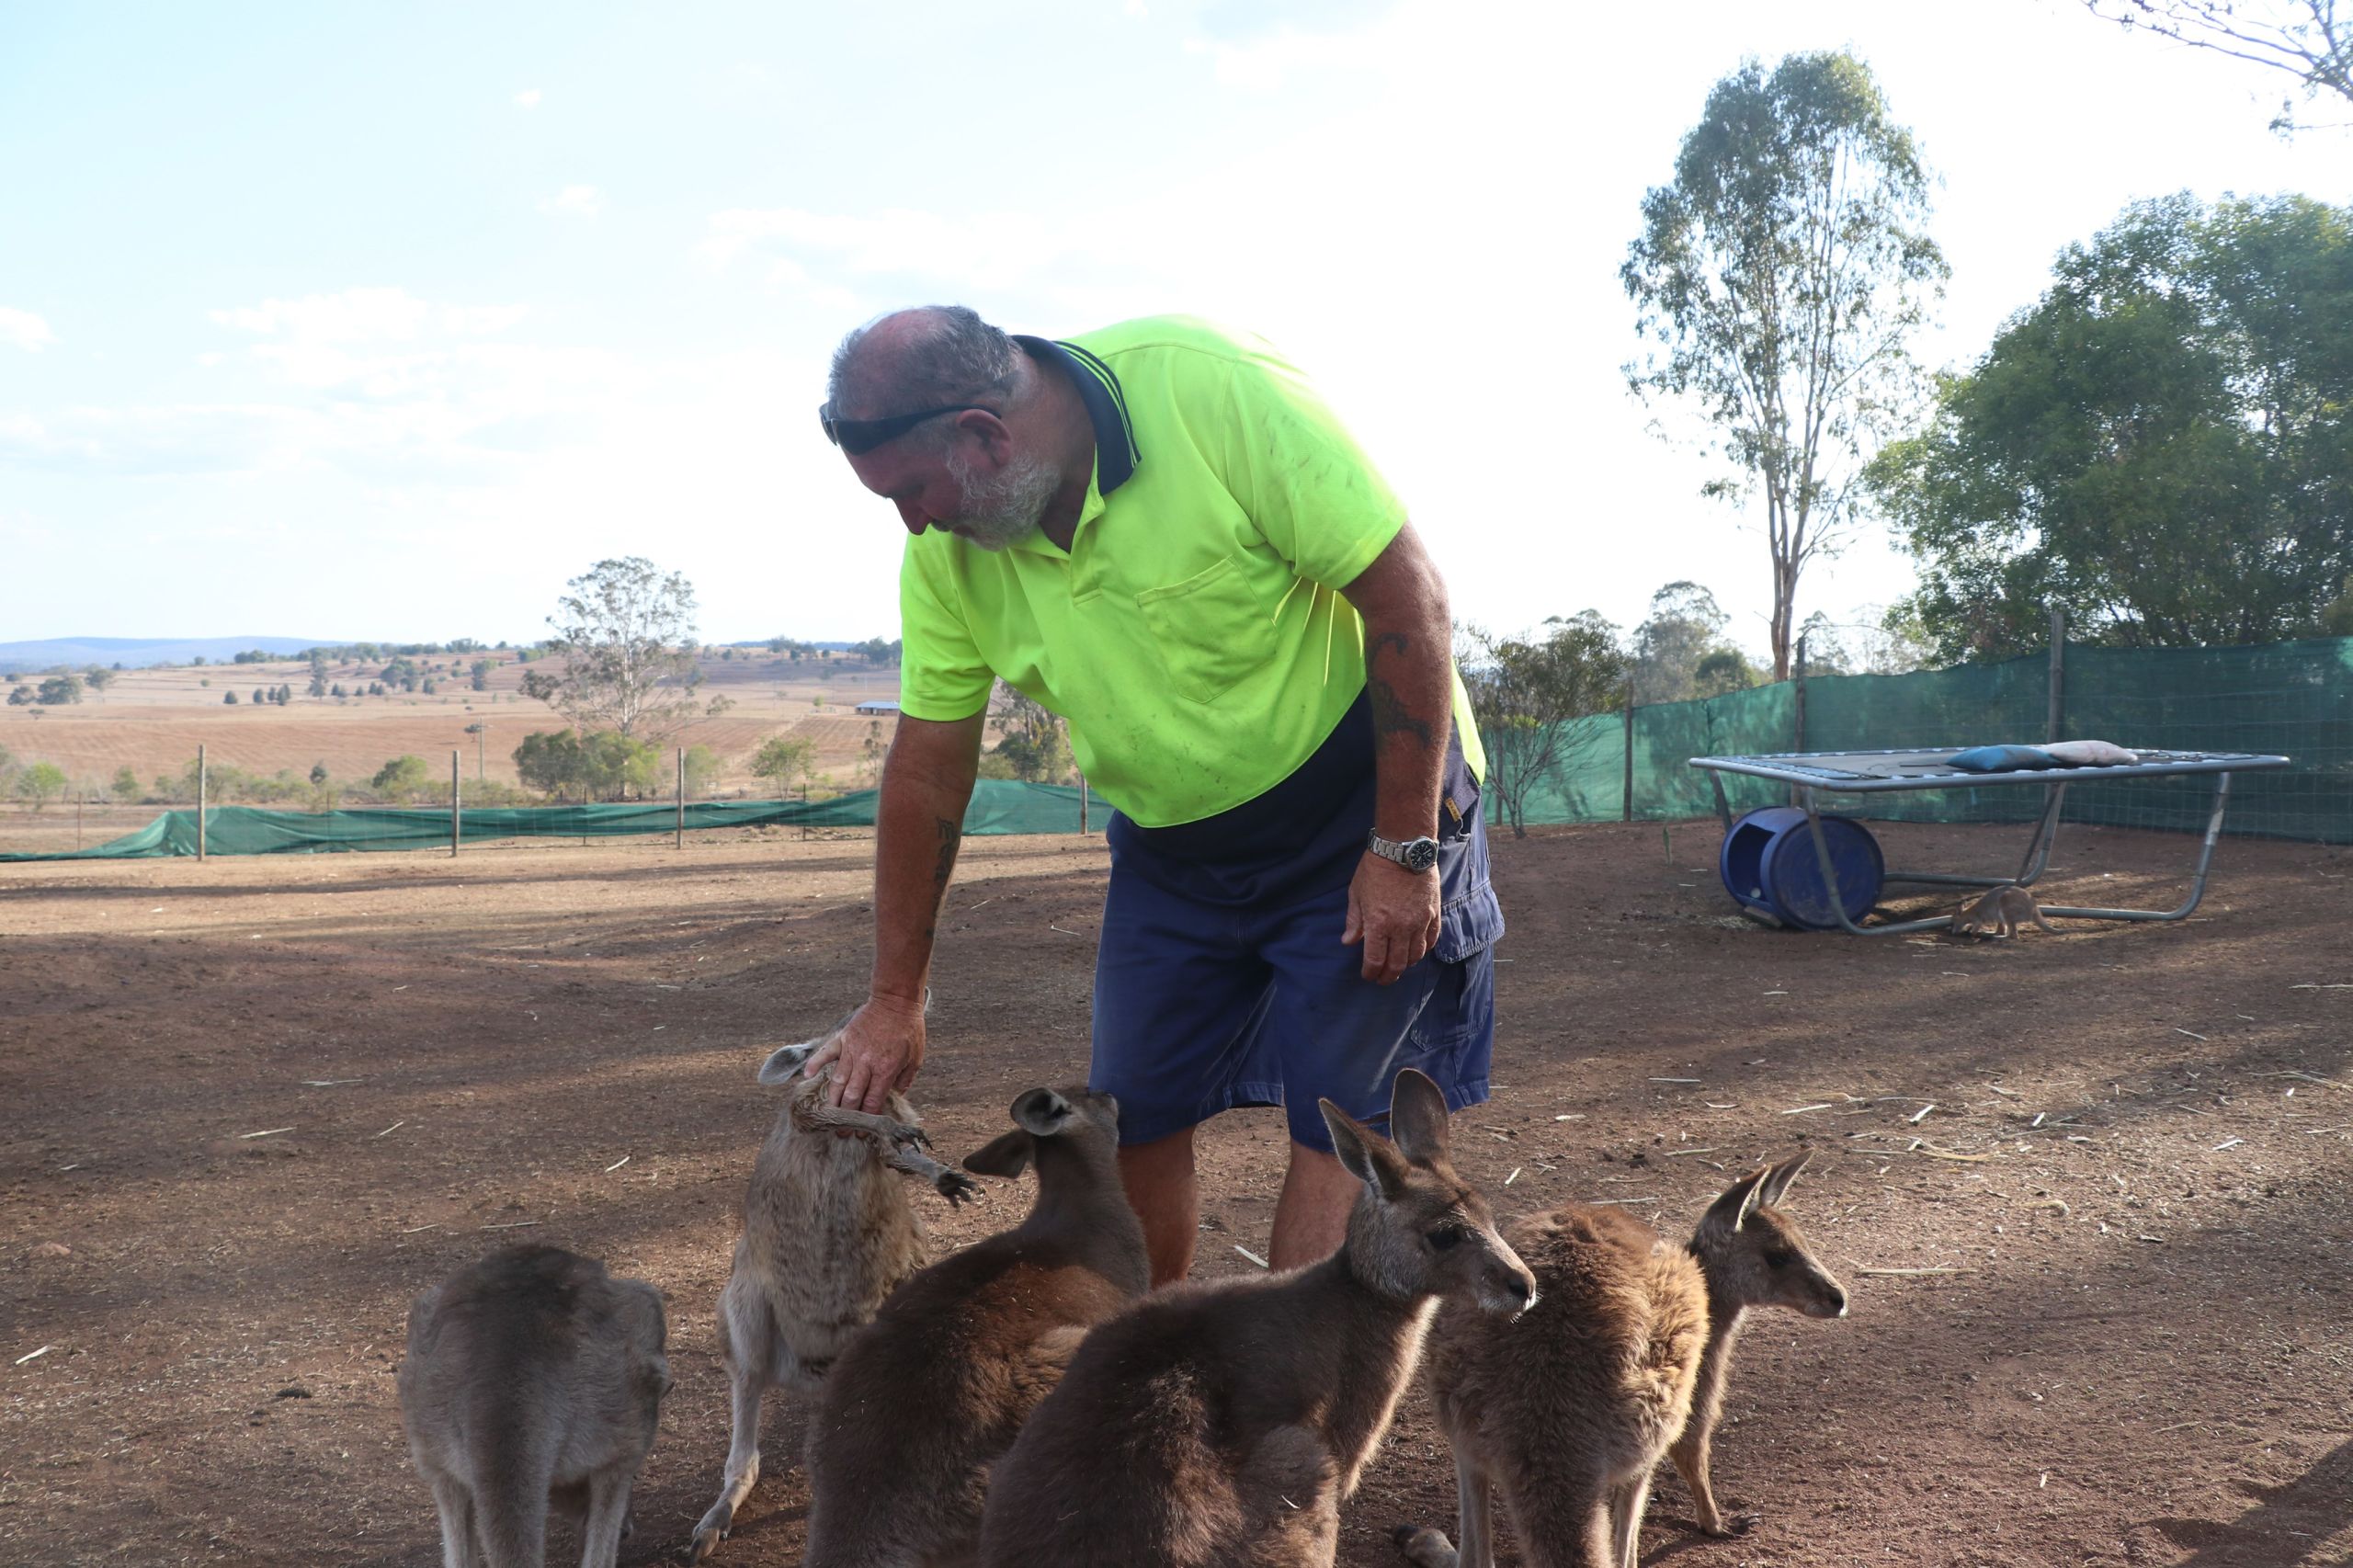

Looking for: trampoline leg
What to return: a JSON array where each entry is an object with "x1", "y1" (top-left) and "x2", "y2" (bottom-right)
[
  {"x1": 1710, "y1": 772, "x2": 1733, "y2": 835},
  {"x1": 1799, "y1": 790, "x2": 1952, "y2": 937},
  {"x1": 2037, "y1": 772, "x2": 2234, "y2": 924},
  {"x1": 2010, "y1": 783, "x2": 2066, "y2": 888}
]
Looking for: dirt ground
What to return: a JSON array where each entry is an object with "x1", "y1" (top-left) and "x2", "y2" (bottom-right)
[{"x1": 3, "y1": 819, "x2": 2348, "y2": 1567}]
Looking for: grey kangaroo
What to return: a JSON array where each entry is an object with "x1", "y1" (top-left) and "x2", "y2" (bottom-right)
[
  {"x1": 398, "y1": 1244, "x2": 669, "y2": 1568},
  {"x1": 977, "y1": 1068, "x2": 1538, "y2": 1568},
  {"x1": 801, "y1": 1085, "x2": 1149, "y2": 1567},
  {"x1": 1397, "y1": 1155, "x2": 1847, "y2": 1568},
  {"x1": 688, "y1": 1022, "x2": 981, "y2": 1562},
  {"x1": 1952, "y1": 883, "x2": 2059, "y2": 937}
]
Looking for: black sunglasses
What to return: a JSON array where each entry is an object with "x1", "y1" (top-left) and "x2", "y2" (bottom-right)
[{"x1": 819, "y1": 403, "x2": 995, "y2": 457}]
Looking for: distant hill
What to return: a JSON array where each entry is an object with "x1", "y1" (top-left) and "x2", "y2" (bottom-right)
[{"x1": 0, "y1": 636, "x2": 338, "y2": 673}]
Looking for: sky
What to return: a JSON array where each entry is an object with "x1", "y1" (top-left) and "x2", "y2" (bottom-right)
[{"x1": 1, "y1": 0, "x2": 2346, "y2": 660}]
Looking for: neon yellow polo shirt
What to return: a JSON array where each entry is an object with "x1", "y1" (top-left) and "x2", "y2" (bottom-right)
[{"x1": 897, "y1": 315, "x2": 1483, "y2": 829}]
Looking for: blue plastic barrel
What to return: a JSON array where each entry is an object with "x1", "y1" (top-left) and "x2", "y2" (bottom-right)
[{"x1": 1717, "y1": 806, "x2": 1885, "y2": 930}]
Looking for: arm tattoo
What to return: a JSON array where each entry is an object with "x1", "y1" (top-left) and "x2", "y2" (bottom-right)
[
  {"x1": 932, "y1": 816, "x2": 961, "y2": 892},
  {"x1": 1366, "y1": 631, "x2": 1434, "y2": 751},
  {"x1": 924, "y1": 816, "x2": 961, "y2": 941}
]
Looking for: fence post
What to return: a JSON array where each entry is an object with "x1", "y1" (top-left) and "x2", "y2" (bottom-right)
[
  {"x1": 676, "y1": 747, "x2": 686, "y2": 849},
  {"x1": 1793, "y1": 632, "x2": 1809, "y2": 754},
  {"x1": 197, "y1": 744, "x2": 207, "y2": 861},
  {"x1": 1080, "y1": 775, "x2": 1090, "y2": 835},
  {"x1": 449, "y1": 750, "x2": 460, "y2": 858},
  {"x1": 1620, "y1": 687, "x2": 1635, "y2": 824},
  {"x1": 2047, "y1": 605, "x2": 2066, "y2": 743}
]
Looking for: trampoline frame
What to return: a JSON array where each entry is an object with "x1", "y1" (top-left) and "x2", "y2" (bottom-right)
[{"x1": 1688, "y1": 748, "x2": 2291, "y2": 937}]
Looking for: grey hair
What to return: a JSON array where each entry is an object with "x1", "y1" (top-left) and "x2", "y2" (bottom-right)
[{"x1": 826, "y1": 305, "x2": 1021, "y2": 424}]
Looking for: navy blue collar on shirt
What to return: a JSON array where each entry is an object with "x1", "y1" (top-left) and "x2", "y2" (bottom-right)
[{"x1": 1014, "y1": 335, "x2": 1139, "y2": 494}]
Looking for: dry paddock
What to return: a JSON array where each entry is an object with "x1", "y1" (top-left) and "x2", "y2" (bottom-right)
[{"x1": 2, "y1": 821, "x2": 2348, "y2": 1567}]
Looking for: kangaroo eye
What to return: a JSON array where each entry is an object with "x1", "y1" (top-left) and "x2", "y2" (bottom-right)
[
  {"x1": 1763, "y1": 1247, "x2": 1797, "y2": 1269},
  {"x1": 1427, "y1": 1225, "x2": 1467, "y2": 1252}
]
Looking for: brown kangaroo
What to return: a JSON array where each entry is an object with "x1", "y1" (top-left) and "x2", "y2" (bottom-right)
[
  {"x1": 1952, "y1": 883, "x2": 2059, "y2": 937},
  {"x1": 975, "y1": 1068, "x2": 1538, "y2": 1568},
  {"x1": 688, "y1": 1025, "x2": 980, "y2": 1562},
  {"x1": 800, "y1": 1085, "x2": 1149, "y2": 1567},
  {"x1": 1397, "y1": 1155, "x2": 1847, "y2": 1568},
  {"x1": 397, "y1": 1244, "x2": 669, "y2": 1568}
]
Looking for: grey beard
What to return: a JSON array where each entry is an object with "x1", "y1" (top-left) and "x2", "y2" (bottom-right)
[{"x1": 943, "y1": 448, "x2": 1060, "y2": 551}]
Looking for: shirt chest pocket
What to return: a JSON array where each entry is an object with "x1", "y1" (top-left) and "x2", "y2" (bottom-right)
[{"x1": 1133, "y1": 554, "x2": 1267, "y2": 705}]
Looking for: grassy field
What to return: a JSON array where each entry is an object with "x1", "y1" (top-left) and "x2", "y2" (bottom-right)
[{"x1": 0, "y1": 651, "x2": 904, "y2": 854}]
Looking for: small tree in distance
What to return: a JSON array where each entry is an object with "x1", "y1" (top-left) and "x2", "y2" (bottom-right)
[
  {"x1": 749, "y1": 734, "x2": 816, "y2": 795},
  {"x1": 1458, "y1": 614, "x2": 1629, "y2": 839},
  {"x1": 17, "y1": 761, "x2": 69, "y2": 810},
  {"x1": 535, "y1": 557, "x2": 705, "y2": 740}
]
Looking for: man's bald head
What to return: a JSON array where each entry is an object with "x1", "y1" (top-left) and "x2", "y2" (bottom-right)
[{"x1": 827, "y1": 305, "x2": 1023, "y2": 425}]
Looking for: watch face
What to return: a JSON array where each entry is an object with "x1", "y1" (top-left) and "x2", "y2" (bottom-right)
[{"x1": 1404, "y1": 838, "x2": 1439, "y2": 872}]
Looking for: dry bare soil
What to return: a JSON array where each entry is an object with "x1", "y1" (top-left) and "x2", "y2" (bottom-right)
[{"x1": 3, "y1": 821, "x2": 2348, "y2": 1567}]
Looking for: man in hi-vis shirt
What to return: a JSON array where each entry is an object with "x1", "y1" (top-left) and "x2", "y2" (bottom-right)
[{"x1": 805, "y1": 306, "x2": 1503, "y2": 1285}]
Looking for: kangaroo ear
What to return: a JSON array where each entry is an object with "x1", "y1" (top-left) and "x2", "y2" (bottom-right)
[
  {"x1": 1386, "y1": 1069, "x2": 1453, "y2": 1166},
  {"x1": 1323, "y1": 1099, "x2": 1409, "y2": 1199},
  {"x1": 1706, "y1": 1166, "x2": 1772, "y2": 1233},
  {"x1": 756, "y1": 1040, "x2": 820, "y2": 1085},
  {"x1": 1758, "y1": 1152, "x2": 1809, "y2": 1209},
  {"x1": 962, "y1": 1130, "x2": 1033, "y2": 1179},
  {"x1": 1011, "y1": 1087, "x2": 1075, "y2": 1138}
]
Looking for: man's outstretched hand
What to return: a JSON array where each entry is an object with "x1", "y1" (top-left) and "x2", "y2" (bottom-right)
[
  {"x1": 1342, "y1": 851, "x2": 1441, "y2": 985},
  {"x1": 802, "y1": 992, "x2": 927, "y2": 1114}
]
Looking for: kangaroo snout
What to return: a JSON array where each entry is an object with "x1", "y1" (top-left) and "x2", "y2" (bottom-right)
[{"x1": 1482, "y1": 1251, "x2": 1540, "y2": 1318}]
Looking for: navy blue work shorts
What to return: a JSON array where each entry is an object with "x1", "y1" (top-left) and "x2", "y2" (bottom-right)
[{"x1": 1089, "y1": 690, "x2": 1505, "y2": 1153}]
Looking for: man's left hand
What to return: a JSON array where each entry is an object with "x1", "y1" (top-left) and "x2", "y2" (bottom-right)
[{"x1": 1342, "y1": 851, "x2": 1442, "y2": 985}]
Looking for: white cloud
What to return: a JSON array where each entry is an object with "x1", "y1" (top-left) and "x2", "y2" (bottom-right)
[
  {"x1": 515, "y1": 88, "x2": 542, "y2": 108},
  {"x1": 539, "y1": 184, "x2": 603, "y2": 218},
  {"x1": 0, "y1": 307, "x2": 56, "y2": 352},
  {"x1": 210, "y1": 287, "x2": 527, "y2": 344}
]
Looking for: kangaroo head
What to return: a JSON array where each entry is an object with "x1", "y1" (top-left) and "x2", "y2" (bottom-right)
[
  {"x1": 1692, "y1": 1153, "x2": 1847, "y2": 1320},
  {"x1": 1321, "y1": 1069, "x2": 1537, "y2": 1318},
  {"x1": 963, "y1": 1085, "x2": 1121, "y2": 1179}
]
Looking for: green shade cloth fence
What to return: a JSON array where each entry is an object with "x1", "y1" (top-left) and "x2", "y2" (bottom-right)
[
  {"x1": 0, "y1": 781, "x2": 1094, "y2": 862},
  {"x1": 7, "y1": 638, "x2": 2348, "y2": 862},
  {"x1": 1504, "y1": 636, "x2": 2351, "y2": 845}
]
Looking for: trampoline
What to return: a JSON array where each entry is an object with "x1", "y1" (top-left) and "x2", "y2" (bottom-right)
[{"x1": 1686, "y1": 747, "x2": 2292, "y2": 936}]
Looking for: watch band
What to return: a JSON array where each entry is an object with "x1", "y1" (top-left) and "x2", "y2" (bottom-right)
[{"x1": 1366, "y1": 830, "x2": 1440, "y2": 873}]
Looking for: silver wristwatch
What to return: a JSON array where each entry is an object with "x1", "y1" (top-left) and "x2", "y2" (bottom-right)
[{"x1": 1366, "y1": 830, "x2": 1439, "y2": 873}]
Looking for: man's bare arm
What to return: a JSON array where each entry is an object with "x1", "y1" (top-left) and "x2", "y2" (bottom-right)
[
  {"x1": 808, "y1": 711, "x2": 983, "y2": 1113},
  {"x1": 1338, "y1": 524, "x2": 1453, "y2": 984}
]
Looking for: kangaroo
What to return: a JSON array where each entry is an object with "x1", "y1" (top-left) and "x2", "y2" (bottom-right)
[
  {"x1": 801, "y1": 1085, "x2": 1149, "y2": 1567},
  {"x1": 976, "y1": 1068, "x2": 1537, "y2": 1568},
  {"x1": 1951, "y1": 883, "x2": 2059, "y2": 938},
  {"x1": 688, "y1": 1022, "x2": 982, "y2": 1562},
  {"x1": 398, "y1": 1244, "x2": 669, "y2": 1568},
  {"x1": 1397, "y1": 1155, "x2": 1847, "y2": 1568}
]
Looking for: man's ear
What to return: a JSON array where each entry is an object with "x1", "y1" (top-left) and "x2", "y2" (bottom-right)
[{"x1": 949, "y1": 407, "x2": 1015, "y2": 466}]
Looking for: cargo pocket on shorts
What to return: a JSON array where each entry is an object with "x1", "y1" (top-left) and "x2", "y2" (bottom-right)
[{"x1": 1135, "y1": 554, "x2": 1265, "y2": 705}]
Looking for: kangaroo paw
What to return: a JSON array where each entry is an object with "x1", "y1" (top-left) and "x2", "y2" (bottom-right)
[
  {"x1": 1701, "y1": 1510, "x2": 1760, "y2": 1539},
  {"x1": 1392, "y1": 1523, "x2": 1459, "y2": 1568},
  {"x1": 935, "y1": 1166, "x2": 983, "y2": 1207},
  {"x1": 688, "y1": 1505, "x2": 733, "y2": 1562}
]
